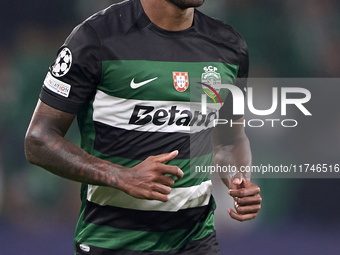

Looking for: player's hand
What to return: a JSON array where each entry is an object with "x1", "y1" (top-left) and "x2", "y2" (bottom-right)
[
  {"x1": 227, "y1": 178, "x2": 261, "y2": 221},
  {"x1": 121, "y1": 150, "x2": 183, "y2": 202}
]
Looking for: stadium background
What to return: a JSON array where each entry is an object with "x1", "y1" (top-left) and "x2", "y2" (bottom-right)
[{"x1": 1, "y1": 0, "x2": 340, "y2": 254}]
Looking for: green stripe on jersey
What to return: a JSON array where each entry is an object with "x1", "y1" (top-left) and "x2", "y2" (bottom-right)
[
  {"x1": 74, "y1": 199, "x2": 216, "y2": 252},
  {"x1": 99, "y1": 60, "x2": 239, "y2": 102}
]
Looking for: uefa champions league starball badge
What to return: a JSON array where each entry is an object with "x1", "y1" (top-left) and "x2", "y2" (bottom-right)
[{"x1": 51, "y1": 47, "x2": 73, "y2": 77}]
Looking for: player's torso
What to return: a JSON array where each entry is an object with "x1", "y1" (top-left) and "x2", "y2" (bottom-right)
[{"x1": 76, "y1": 2, "x2": 244, "y2": 193}]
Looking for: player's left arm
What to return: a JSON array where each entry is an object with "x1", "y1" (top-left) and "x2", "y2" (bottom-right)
[{"x1": 212, "y1": 117, "x2": 262, "y2": 221}]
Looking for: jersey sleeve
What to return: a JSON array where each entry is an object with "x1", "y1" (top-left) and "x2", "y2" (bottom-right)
[
  {"x1": 40, "y1": 21, "x2": 102, "y2": 114},
  {"x1": 219, "y1": 35, "x2": 249, "y2": 120}
]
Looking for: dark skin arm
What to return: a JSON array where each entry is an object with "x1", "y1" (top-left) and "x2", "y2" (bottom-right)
[
  {"x1": 213, "y1": 117, "x2": 262, "y2": 221},
  {"x1": 24, "y1": 100, "x2": 183, "y2": 202}
]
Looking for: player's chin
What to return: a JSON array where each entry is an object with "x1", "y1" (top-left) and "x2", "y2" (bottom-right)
[
  {"x1": 168, "y1": 0, "x2": 205, "y2": 9},
  {"x1": 186, "y1": 0, "x2": 205, "y2": 7}
]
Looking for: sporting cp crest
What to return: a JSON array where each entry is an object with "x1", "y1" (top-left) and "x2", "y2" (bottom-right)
[
  {"x1": 173, "y1": 72, "x2": 189, "y2": 92},
  {"x1": 201, "y1": 66, "x2": 221, "y2": 99}
]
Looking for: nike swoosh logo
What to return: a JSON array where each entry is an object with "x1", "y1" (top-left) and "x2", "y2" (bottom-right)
[{"x1": 130, "y1": 77, "x2": 158, "y2": 89}]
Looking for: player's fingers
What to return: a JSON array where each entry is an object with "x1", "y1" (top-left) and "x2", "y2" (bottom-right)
[
  {"x1": 147, "y1": 191, "x2": 169, "y2": 202},
  {"x1": 129, "y1": 188, "x2": 169, "y2": 202},
  {"x1": 152, "y1": 150, "x2": 179, "y2": 163},
  {"x1": 152, "y1": 183, "x2": 172, "y2": 195},
  {"x1": 159, "y1": 164, "x2": 184, "y2": 180},
  {"x1": 157, "y1": 175, "x2": 175, "y2": 187},
  {"x1": 236, "y1": 194, "x2": 262, "y2": 206},
  {"x1": 232, "y1": 177, "x2": 243, "y2": 185},
  {"x1": 228, "y1": 186, "x2": 260, "y2": 198},
  {"x1": 228, "y1": 209, "x2": 258, "y2": 222},
  {"x1": 235, "y1": 204, "x2": 261, "y2": 215}
]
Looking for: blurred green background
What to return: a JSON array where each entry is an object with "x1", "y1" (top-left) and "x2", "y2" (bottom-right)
[{"x1": 1, "y1": 0, "x2": 340, "y2": 254}]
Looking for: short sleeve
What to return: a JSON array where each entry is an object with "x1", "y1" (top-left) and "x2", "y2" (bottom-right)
[
  {"x1": 219, "y1": 34, "x2": 249, "y2": 120},
  {"x1": 40, "y1": 22, "x2": 102, "y2": 113}
]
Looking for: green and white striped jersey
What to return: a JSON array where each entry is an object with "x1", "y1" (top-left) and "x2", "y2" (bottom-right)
[{"x1": 40, "y1": 0, "x2": 249, "y2": 254}]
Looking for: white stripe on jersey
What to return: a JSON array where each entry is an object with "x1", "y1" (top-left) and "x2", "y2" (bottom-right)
[
  {"x1": 93, "y1": 90, "x2": 221, "y2": 134},
  {"x1": 87, "y1": 180, "x2": 212, "y2": 212}
]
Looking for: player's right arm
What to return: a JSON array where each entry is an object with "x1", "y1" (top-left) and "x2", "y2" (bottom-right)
[
  {"x1": 24, "y1": 21, "x2": 183, "y2": 202},
  {"x1": 25, "y1": 100, "x2": 183, "y2": 202}
]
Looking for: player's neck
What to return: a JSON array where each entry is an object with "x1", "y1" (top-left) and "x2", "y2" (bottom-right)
[{"x1": 140, "y1": 0, "x2": 195, "y2": 31}]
